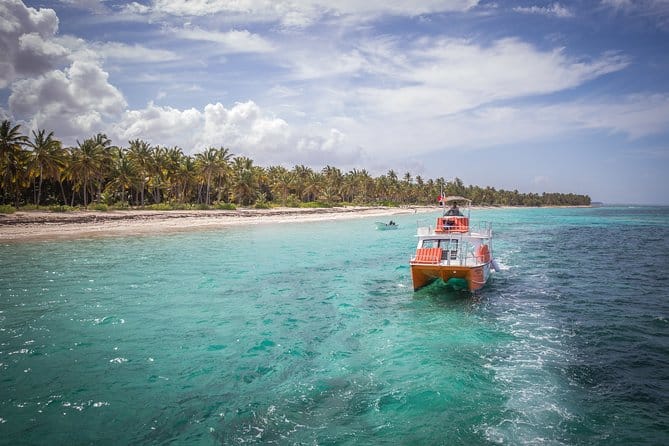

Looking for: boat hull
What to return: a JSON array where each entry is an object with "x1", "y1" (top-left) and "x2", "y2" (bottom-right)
[
  {"x1": 410, "y1": 263, "x2": 491, "y2": 292},
  {"x1": 375, "y1": 222, "x2": 398, "y2": 230}
]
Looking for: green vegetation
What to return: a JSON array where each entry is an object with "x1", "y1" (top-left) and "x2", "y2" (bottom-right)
[
  {"x1": 215, "y1": 202, "x2": 236, "y2": 210},
  {"x1": 0, "y1": 120, "x2": 590, "y2": 209}
]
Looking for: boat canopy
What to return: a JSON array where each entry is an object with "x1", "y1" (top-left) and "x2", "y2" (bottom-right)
[{"x1": 442, "y1": 196, "x2": 472, "y2": 205}]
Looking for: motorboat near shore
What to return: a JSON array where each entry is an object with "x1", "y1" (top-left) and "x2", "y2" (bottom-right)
[
  {"x1": 410, "y1": 196, "x2": 499, "y2": 292},
  {"x1": 375, "y1": 220, "x2": 399, "y2": 230}
]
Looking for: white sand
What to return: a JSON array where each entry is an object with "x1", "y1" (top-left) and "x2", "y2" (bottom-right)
[{"x1": 0, "y1": 206, "x2": 436, "y2": 242}]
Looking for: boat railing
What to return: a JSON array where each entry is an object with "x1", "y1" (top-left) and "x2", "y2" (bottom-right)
[
  {"x1": 412, "y1": 234, "x2": 493, "y2": 267},
  {"x1": 469, "y1": 221, "x2": 493, "y2": 237},
  {"x1": 440, "y1": 238, "x2": 476, "y2": 267},
  {"x1": 416, "y1": 219, "x2": 492, "y2": 237},
  {"x1": 416, "y1": 219, "x2": 433, "y2": 235}
]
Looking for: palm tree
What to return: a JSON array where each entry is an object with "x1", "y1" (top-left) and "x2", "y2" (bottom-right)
[
  {"x1": 301, "y1": 170, "x2": 323, "y2": 203},
  {"x1": 173, "y1": 155, "x2": 197, "y2": 204},
  {"x1": 127, "y1": 139, "x2": 153, "y2": 205},
  {"x1": 90, "y1": 133, "x2": 115, "y2": 203},
  {"x1": 67, "y1": 138, "x2": 106, "y2": 207},
  {"x1": 321, "y1": 165, "x2": 343, "y2": 204},
  {"x1": 105, "y1": 147, "x2": 137, "y2": 204},
  {"x1": 290, "y1": 165, "x2": 313, "y2": 202},
  {"x1": 231, "y1": 156, "x2": 258, "y2": 205},
  {"x1": 195, "y1": 147, "x2": 221, "y2": 205},
  {"x1": 26, "y1": 129, "x2": 66, "y2": 205},
  {"x1": 267, "y1": 165, "x2": 293, "y2": 205},
  {"x1": 375, "y1": 174, "x2": 390, "y2": 203},
  {"x1": 354, "y1": 169, "x2": 374, "y2": 203},
  {"x1": 213, "y1": 147, "x2": 234, "y2": 203},
  {"x1": 0, "y1": 120, "x2": 29, "y2": 206},
  {"x1": 402, "y1": 171, "x2": 413, "y2": 203},
  {"x1": 414, "y1": 175, "x2": 426, "y2": 203},
  {"x1": 386, "y1": 169, "x2": 400, "y2": 202},
  {"x1": 163, "y1": 146, "x2": 185, "y2": 202},
  {"x1": 446, "y1": 177, "x2": 464, "y2": 196},
  {"x1": 149, "y1": 146, "x2": 168, "y2": 204}
]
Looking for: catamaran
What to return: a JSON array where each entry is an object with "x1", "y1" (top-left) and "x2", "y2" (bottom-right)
[{"x1": 410, "y1": 196, "x2": 499, "y2": 292}]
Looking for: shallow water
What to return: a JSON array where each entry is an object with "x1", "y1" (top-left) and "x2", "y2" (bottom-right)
[{"x1": 1, "y1": 207, "x2": 668, "y2": 445}]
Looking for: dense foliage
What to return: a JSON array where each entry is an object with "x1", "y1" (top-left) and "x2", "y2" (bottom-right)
[{"x1": 0, "y1": 120, "x2": 590, "y2": 209}]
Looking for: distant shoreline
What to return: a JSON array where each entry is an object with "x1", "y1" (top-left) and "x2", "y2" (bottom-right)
[
  {"x1": 0, "y1": 204, "x2": 599, "y2": 242},
  {"x1": 0, "y1": 206, "x2": 436, "y2": 242}
]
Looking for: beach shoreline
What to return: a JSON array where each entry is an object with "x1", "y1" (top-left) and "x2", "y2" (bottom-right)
[{"x1": 0, "y1": 206, "x2": 437, "y2": 242}]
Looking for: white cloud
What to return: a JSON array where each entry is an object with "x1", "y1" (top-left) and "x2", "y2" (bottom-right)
[
  {"x1": 114, "y1": 102, "x2": 202, "y2": 147},
  {"x1": 51, "y1": 35, "x2": 180, "y2": 65},
  {"x1": 120, "y1": 2, "x2": 151, "y2": 15},
  {"x1": 601, "y1": 0, "x2": 669, "y2": 29},
  {"x1": 108, "y1": 100, "x2": 361, "y2": 166},
  {"x1": 286, "y1": 36, "x2": 630, "y2": 123},
  {"x1": 532, "y1": 175, "x2": 550, "y2": 186},
  {"x1": 286, "y1": 47, "x2": 368, "y2": 80},
  {"x1": 200, "y1": 101, "x2": 290, "y2": 154},
  {"x1": 298, "y1": 90, "x2": 669, "y2": 166},
  {"x1": 561, "y1": 93, "x2": 669, "y2": 139},
  {"x1": 409, "y1": 38, "x2": 627, "y2": 95},
  {"x1": 294, "y1": 128, "x2": 362, "y2": 165},
  {"x1": 147, "y1": 0, "x2": 479, "y2": 27},
  {"x1": 9, "y1": 60, "x2": 126, "y2": 138},
  {"x1": 601, "y1": 0, "x2": 636, "y2": 10},
  {"x1": 514, "y1": 3, "x2": 574, "y2": 18},
  {"x1": 3, "y1": 0, "x2": 664, "y2": 182},
  {"x1": 109, "y1": 101, "x2": 291, "y2": 155},
  {"x1": 57, "y1": 0, "x2": 109, "y2": 14},
  {"x1": 90, "y1": 41, "x2": 180, "y2": 63},
  {"x1": 110, "y1": 92, "x2": 669, "y2": 170},
  {"x1": 172, "y1": 27, "x2": 274, "y2": 53},
  {"x1": 0, "y1": 0, "x2": 65, "y2": 87},
  {"x1": 0, "y1": 107, "x2": 10, "y2": 122}
]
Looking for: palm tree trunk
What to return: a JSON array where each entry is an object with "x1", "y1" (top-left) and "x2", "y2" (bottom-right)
[
  {"x1": 83, "y1": 178, "x2": 88, "y2": 207},
  {"x1": 36, "y1": 166, "x2": 44, "y2": 205},
  {"x1": 59, "y1": 179, "x2": 67, "y2": 205}
]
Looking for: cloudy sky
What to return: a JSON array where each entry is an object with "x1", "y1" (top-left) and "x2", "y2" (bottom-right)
[{"x1": 2, "y1": 0, "x2": 668, "y2": 204}]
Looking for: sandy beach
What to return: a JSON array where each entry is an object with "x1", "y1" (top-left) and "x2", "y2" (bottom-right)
[{"x1": 0, "y1": 206, "x2": 436, "y2": 242}]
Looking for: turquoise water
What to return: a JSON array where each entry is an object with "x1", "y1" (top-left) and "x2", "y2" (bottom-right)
[{"x1": 1, "y1": 207, "x2": 668, "y2": 445}]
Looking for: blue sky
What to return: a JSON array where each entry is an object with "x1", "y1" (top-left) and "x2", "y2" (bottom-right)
[{"x1": 1, "y1": 0, "x2": 668, "y2": 204}]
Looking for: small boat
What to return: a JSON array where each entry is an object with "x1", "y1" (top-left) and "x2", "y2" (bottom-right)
[
  {"x1": 410, "y1": 196, "x2": 499, "y2": 292},
  {"x1": 375, "y1": 221, "x2": 399, "y2": 230}
]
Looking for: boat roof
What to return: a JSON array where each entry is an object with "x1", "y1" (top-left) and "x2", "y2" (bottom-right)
[{"x1": 442, "y1": 196, "x2": 471, "y2": 205}]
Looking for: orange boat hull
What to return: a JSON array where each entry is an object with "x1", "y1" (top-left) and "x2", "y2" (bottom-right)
[{"x1": 410, "y1": 264, "x2": 489, "y2": 292}]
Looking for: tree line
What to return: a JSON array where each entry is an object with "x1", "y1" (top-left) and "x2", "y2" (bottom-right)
[{"x1": 0, "y1": 120, "x2": 591, "y2": 209}]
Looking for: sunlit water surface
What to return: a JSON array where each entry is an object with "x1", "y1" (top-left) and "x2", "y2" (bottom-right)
[{"x1": 1, "y1": 206, "x2": 668, "y2": 445}]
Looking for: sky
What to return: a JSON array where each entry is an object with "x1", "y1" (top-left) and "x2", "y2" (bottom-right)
[{"x1": 1, "y1": 0, "x2": 669, "y2": 204}]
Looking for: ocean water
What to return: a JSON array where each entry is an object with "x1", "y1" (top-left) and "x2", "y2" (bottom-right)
[{"x1": 1, "y1": 206, "x2": 668, "y2": 445}]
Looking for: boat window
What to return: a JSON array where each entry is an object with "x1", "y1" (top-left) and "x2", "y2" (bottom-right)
[
  {"x1": 421, "y1": 239, "x2": 458, "y2": 250},
  {"x1": 440, "y1": 239, "x2": 458, "y2": 250},
  {"x1": 422, "y1": 239, "x2": 439, "y2": 248}
]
